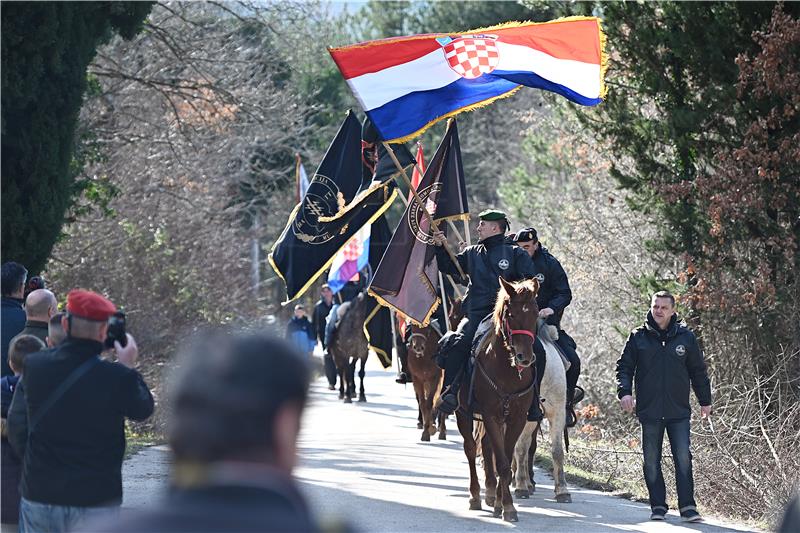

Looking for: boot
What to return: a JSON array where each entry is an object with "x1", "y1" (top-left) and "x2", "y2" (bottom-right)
[
  {"x1": 395, "y1": 371, "x2": 412, "y2": 384},
  {"x1": 527, "y1": 396, "x2": 543, "y2": 422},
  {"x1": 565, "y1": 385, "x2": 584, "y2": 428},
  {"x1": 434, "y1": 382, "x2": 460, "y2": 415}
]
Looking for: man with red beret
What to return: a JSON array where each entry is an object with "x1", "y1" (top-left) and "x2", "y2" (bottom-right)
[{"x1": 7, "y1": 289, "x2": 154, "y2": 533}]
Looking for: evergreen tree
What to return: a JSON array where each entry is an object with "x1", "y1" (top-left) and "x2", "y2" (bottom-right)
[{"x1": 1, "y1": 1, "x2": 153, "y2": 273}]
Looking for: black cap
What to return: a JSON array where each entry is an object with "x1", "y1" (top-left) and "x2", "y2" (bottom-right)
[{"x1": 513, "y1": 227, "x2": 538, "y2": 243}]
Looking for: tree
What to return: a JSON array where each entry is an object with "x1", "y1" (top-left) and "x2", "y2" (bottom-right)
[{"x1": 1, "y1": 1, "x2": 153, "y2": 273}]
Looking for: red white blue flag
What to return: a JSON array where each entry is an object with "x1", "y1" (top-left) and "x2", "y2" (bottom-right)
[{"x1": 329, "y1": 18, "x2": 607, "y2": 143}]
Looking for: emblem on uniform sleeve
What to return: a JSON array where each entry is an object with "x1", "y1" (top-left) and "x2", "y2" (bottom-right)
[
  {"x1": 498, "y1": 258, "x2": 510, "y2": 270},
  {"x1": 675, "y1": 344, "x2": 686, "y2": 357}
]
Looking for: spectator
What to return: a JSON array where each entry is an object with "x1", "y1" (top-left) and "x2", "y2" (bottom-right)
[
  {"x1": 616, "y1": 290, "x2": 712, "y2": 522},
  {"x1": 1, "y1": 262, "x2": 28, "y2": 377},
  {"x1": 47, "y1": 312, "x2": 67, "y2": 348},
  {"x1": 286, "y1": 304, "x2": 315, "y2": 358},
  {"x1": 7, "y1": 289, "x2": 154, "y2": 533},
  {"x1": 85, "y1": 333, "x2": 320, "y2": 532},
  {"x1": 14, "y1": 288, "x2": 57, "y2": 345},
  {"x1": 313, "y1": 284, "x2": 336, "y2": 389},
  {"x1": 23, "y1": 276, "x2": 46, "y2": 300},
  {"x1": 779, "y1": 492, "x2": 800, "y2": 533}
]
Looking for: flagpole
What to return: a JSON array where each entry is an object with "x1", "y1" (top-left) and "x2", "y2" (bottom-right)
[
  {"x1": 295, "y1": 153, "x2": 301, "y2": 203},
  {"x1": 394, "y1": 171, "x2": 465, "y2": 301},
  {"x1": 389, "y1": 309, "x2": 400, "y2": 377},
  {"x1": 382, "y1": 141, "x2": 468, "y2": 282},
  {"x1": 438, "y1": 272, "x2": 451, "y2": 332}
]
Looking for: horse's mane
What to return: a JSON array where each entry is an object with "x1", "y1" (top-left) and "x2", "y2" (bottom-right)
[{"x1": 492, "y1": 278, "x2": 538, "y2": 337}]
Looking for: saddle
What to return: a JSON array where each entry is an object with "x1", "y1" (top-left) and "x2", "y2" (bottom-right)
[{"x1": 333, "y1": 301, "x2": 351, "y2": 330}]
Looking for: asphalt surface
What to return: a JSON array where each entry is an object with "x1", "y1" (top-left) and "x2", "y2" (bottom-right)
[{"x1": 121, "y1": 355, "x2": 756, "y2": 533}]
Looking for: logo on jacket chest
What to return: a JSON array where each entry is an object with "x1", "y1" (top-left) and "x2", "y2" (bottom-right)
[
  {"x1": 675, "y1": 344, "x2": 686, "y2": 357},
  {"x1": 498, "y1": 258, "x2": 510, "y2": 270},
  {"x1": 534, "y1": 273, "x2": 545, "y2": 283}
]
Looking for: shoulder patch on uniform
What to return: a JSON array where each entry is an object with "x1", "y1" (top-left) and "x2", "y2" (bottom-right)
[
  {"x1": 535, "y1": 273, "x2": 545, "y2": 283},
  {"x1": 498, "y1": 258, "x2": 510, "y2": 270}
]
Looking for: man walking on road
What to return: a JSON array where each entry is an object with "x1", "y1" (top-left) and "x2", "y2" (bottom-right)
[
  {"x1": 616, "y1": 291, "x2": 712, "y2": 523},
  {"x1": 313, "y1": 284, "x2": 337, "y2": 389}
]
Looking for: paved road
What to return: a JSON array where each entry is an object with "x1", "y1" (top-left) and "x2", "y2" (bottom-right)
[{"x1": 123, "y1": 356, "x2": 755, "y2": 533}]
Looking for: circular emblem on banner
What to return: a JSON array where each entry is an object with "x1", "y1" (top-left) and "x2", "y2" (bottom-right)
[
  {"x1": 407, "y1": 182, "x2": 442, "y2": 244},
  {"x1": 675, "y1": 344, "x2": 686, "y2": 357},
  {"x1": 442, "y1": 35, "x2": 500, "y2": 80},
  {"x1": 535, "y1": 273, "x2": 545, "y2": 283},
  {"x1": 498, "y1": 259, "x2": 510, "y2": 270},
  {"x1": 292, "y1": 174, "x2": 344, "y2": 245}
]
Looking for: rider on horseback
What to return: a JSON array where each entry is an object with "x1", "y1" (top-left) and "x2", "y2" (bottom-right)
[
  {"x1": 512, "y1": 227, "x2": 584, "y2": 427},
  {"x1": 431, "y1": 209, "x2": 537, "y2": 415}
]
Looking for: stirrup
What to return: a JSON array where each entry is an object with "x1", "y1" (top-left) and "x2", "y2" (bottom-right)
[
  {"x1": 572, "y1": 385, "x2": 585, "y2": 405},
  {"x1": 566, "y1": 406, "x2": 578, "y2": 428},
  {"x1": 395, "y1": 372, "x2": 412, "y2": 384},
  {"x1": 435, "y1": 390, "x2": 459, "y2": 416}
]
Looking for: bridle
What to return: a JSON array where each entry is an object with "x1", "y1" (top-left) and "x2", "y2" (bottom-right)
[
  {"x1": 408, "y1": 332, "x2": 429, "y2": 358},
  {"x1": 498, "y1": 306, "x2": 537, "y2": 371}
]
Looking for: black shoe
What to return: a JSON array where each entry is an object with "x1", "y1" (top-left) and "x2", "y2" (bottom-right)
[
  {"x1": 650, "y1": 511, "x2": 666, "y2": 521},
  {"x1": 527, "y1": 402, "x2": 544, "y2": 422},
  {"x1": 395, "y1": 372, "x2": 412, "y2": 384},
  {"x1": 435, "y1": 389, "x2": 459, "y2": 415},
  {"x1": 681, "y1": 510, "x2": 702, "y2": 523}
]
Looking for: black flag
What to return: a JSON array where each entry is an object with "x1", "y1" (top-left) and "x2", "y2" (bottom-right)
[
  {"x1": 369, "y1": 120, "x2": 469, "y2": 325},
  {"x1": 269, "y1": 111, "x2": 397, "y2": 302},
  {"x1": 363, "y1": 215, "x2": 394, "y2": 367}
]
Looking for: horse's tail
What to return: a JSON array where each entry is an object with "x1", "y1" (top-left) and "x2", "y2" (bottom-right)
[{"x1": 563, "y1": 426, "x2": 570, "y2": 453}]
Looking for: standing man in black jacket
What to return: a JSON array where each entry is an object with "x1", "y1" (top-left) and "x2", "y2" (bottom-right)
[
  {"x1": 513, "y1": 228, "x2": 583, "y2": 425},
  {"x1": 313, "y1": 284, "x2": 336, "y2": 389},
  {"x1": 616, "y1": 291, "x2": 712, "y2": 523},
  {"x1": 432, "y1": 209, "x2": 536, "y2": 415},
  {"x1": 1, "y1": 262, "x2": 28, "y2": 377},
  {"x1": 8, "y1": 289, "x2": 154, "y2": 533}
]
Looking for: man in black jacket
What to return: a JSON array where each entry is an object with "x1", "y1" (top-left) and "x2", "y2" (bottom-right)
[
  {"x1": 513, "y1": 228, "x2": 583, "y2": 426},
  {"x1": 313, "y1": 284, "x2": 336, "y2": 389},
  {"x1": 85, "y1": 333, "x2": 321, "y2": 533},
  {"x1": 7, "y1": 289, "x2": 154, "y2": 533},
  {"x1": 1, "y1": 261, "x2": 28, "y2": 377},
  {"x1": 432, "y1": 209, "x2": 536, "y2": 415},
  {"x1": 616, "y1": 291, "x2": 712, "y2": 523},
  {"x1": 13, "y1": 288, "x2": 57, "y2": 345}
]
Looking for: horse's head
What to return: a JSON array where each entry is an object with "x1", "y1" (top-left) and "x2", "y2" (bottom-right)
[
  {"x1": 493, "y1": 277, "x2": 540, "y2": 369},
  {"x1": 408, "y1": 324, "x2": 429, "y2": 357}
]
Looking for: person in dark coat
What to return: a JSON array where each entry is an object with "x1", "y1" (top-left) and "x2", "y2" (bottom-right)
[
  {"x1": 1, "y1": 335, "x2": 46, "y2": 526},
  {"x1": 84, "y1": 333, "x2": 322, "y2": 533},
  {"x1": 1, "y1": 261, "x2": 28, "y2": 377},
  {"x1": 13, "y1": 288, "x2": 57, "y2": 345},
  {"x1": 513, "y1": 227, "x2": 583, "y2": 426},
  {"x1": 616, "y1": 291, "x2": 712, "y2": 523},
  {"x1": 313, "y1": 284, "x2": 336, "y2": 389},
  {"x1": 432, "y1": 209, "x2": 536, "y2": 415},
  {"x1": 286, "y1": 304, "x2": 315, "y2": 358},
  {"x1": 7, "y1": 289, "x2": 154, "y2": 533}
]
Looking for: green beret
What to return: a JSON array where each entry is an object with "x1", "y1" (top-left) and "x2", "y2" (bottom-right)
[{"x1": 478, "y1": 209, "x2": 508, "y2": 222}]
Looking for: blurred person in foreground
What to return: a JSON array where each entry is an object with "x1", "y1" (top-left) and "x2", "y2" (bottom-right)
[
  {"x1": 87, "y1": 332, "x2": 321, "y2": 533},
  {"x1": 616, "y1": 291, "x2": 712, "y2": 523},
  {"x1": 7, "y1": 290, "x2": 153, "y2": 533},
  {"x1": 47, "y1": 312, "x2": 67, "y2": 348},
  {"x1": 1, "y1": 335, "x2": 46, "y2": 527},
  {"x1": 1, "y1": 262, "x2": 28, "y2": 377},
  {"x1": 14, "y1": 289, "x2": 58, "y2": 345}
]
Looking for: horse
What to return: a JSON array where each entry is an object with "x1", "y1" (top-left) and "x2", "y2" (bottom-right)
[
  {"x1": 407, "y1": 324, "x2": 447, "y2": 441},
  {"x1": 328, "y1": 292, "x2": 369, "y2": 403},
  {"x1": 455, "y1": 277, "x2": 540, "y2": 522},
  {"x1": 511, "y1": 319, "x2": 572, "y2": 503}
]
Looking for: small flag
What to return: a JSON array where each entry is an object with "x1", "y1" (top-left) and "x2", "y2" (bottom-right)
[
  {"x1": 327, "y1": 224, "x2": 370, "y2": 295},
  {"x1": 369, "y1": 120, "x2": 469, "y2": 325},
  {"x1": 269, "y1": 111, "x2": 397, "y2": 302},
  {"x1": 409, "y1": 142, "x2": 425, "y2": 202},
  {"x1": 296, "y1": 154, "x2": 310, "y2": 202},
  {"x1": 329, "y1": 18, "x2": 607, "y2": 142}
]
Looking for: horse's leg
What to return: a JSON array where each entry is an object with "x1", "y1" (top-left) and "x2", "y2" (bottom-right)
[
  {"x1": 334, "y1": 355, "x2": 346, "y2": 401},
  {"x1": 481, "y1": 428, "x2": 498, "y2": 510},
  {"x1": 413, "y1": 380, "x2": 430, "y2": 442},
  {"x1": 550, "y1": 407, "x2": 571, "y2": 503},
  {"x1": 423, "y1": 379, "x2": 438, "y2": 437},
  {"x1": 528, "y1": 422, "x2": 539, "y2": 493},
  {"x1": 416, "y1": 397, "x2": 424, "y2": 430},
  {"x1": 456, "y1": 411, "x2": 481, "y2": 510},
  {"x1": 437, "y1": 407, "x2": 447, "y2": 440},
  {"x1": 347, "y1": 358, "x2": 356, "y2": 398},
  {"x1": 513, "y1": 421, "x2": 534, "y2": 498},
  {"x1": 357, "y1": 356, "x2": 366, "y2": 402},
  {"x1": 498, "y1": 413, "x2": 527, "y2": 522}
]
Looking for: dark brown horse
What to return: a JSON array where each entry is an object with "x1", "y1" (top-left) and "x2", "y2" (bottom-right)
[
  {"x1": 328, "y1": 293, "x2": 369, "y2": 403},
  {"x1": 407, "y1": 324, "x2": 446, "y2": 441},
  {"x1": 455, "y1": 277, "x2": 540, "y2": 522}
]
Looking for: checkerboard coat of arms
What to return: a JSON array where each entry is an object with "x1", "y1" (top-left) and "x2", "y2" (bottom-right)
[{"x1": 437, "y1": 34, "x2": 500, "y2": 80}]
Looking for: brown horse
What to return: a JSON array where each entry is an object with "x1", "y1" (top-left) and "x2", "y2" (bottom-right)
[
  {"x1": 407, "y1": 324, "x2": 447, "y2": 441},
  {"x1": 328, "y1": 293, "x2": 369, "y2": 403},
  {"x1": 455, "y1": 277, "x2": 540, "y2": 522}
]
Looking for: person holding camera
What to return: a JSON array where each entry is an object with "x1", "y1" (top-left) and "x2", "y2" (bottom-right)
[{"x1": 7, "y1": 289, "x2": 154, "y2": 533}]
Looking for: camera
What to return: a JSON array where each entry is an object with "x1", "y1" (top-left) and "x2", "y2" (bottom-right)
[{"x1": 104, "y1": 311, "x2": 127, "y2": 349}]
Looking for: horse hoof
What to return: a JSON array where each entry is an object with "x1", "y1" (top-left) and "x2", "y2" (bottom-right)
[
  {"x1": 504, "y1": 511, "x2": 519, "y2": 522},
  {"x1": 468, "y1": 500, "x2": 481, "y2": 511},
  {"x1": 421, "y1": 431, "x2": 430, "y2": 442},
  {"x1": 438, "y1": 433, "x2": 446, "y2": 440},
  {"x1": 358, "y1": 395, "x2": 366, "y2": 402},
  {"x1": 556, "y1": 493, "x2": 572, "y2": 503},
  {"x1": 485, "y1": 496, "x2": 496, "y2": 508},
  {"x1": 344, "y1": 396, "x2": 352, "y2": 404},
  {"x1": 417, "y1": 422, "x2": 424, "y2": 429},
  {"x1": 514, "y1": 489, "x2": 530, "y2": 499},
  {"x1": 492, "y1": 507, "x2": 502, "y2": 518}
]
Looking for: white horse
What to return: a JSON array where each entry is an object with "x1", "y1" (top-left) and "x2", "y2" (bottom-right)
[{"x1": 511, "y1": 319, "x2": 572, "y2": 503}]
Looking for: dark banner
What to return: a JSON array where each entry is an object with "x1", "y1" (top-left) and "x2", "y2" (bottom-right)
[
  {"x1": 363, "y1": 215, "x2": 393, "y2": 368},
  {"x1": 369, "y1": 120, "x2": 469, "y2": 325}
]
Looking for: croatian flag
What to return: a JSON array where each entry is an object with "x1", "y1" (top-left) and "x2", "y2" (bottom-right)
[
  {"x1": 329, "y1": 18, "x2": 606, "y2": 143},
  {"x1": 327, "y1": 224, "x2": 370, "y2": 294}
]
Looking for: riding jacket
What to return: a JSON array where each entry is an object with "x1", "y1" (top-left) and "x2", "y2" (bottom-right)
[
  {"x1": 436, "y1": 233, "x2": 536, "y2": 317},
  {"x1": 529, "y1": 245, "x2": 572, "y2": 329},
  {"x1": 616, "y1": 313, "x2": 711, "y2": 421}
]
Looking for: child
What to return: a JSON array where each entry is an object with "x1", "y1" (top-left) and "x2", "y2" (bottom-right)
[{"x1": 1, "y1": 334, "x2": 45, "y2": 526}]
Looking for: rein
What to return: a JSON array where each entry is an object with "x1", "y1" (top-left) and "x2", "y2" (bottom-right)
[{"x1": 475, "y1": 357, "x2": 535, "y2": 417}]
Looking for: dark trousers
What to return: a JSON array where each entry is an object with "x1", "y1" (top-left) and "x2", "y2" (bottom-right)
[
  {"x1": 556, "y1": 330, "x2": 581, "y2": 396},
  {"x1": 323, "y1": 352, "x2": 337, "y2": 387},
  {"x1": 443, "y1": 313, "x2": 483, "y2": 388},
  {"x1": 641, "y1": 418, "x2": 697, "y2": 515}
]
